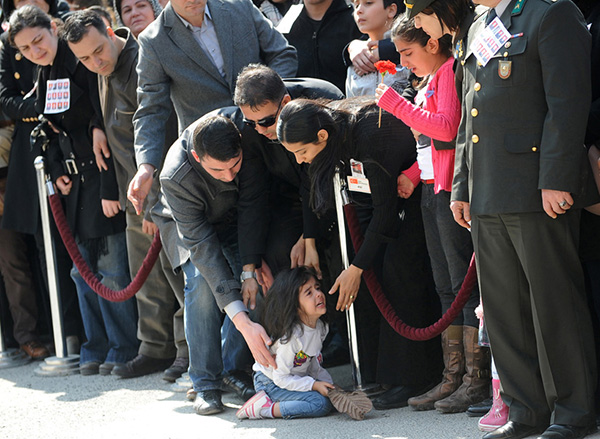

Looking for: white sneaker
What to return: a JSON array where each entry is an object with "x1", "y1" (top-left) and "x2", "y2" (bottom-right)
[{"x1": 236, "y1": 390, "x2": 273, "y2": 419}]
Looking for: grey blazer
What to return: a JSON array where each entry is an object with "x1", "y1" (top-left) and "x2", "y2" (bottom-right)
[
  {"x1": 151, "y1": 117, "x2": 241, "y2": 311},
  {"x1": 133, "y1": 0, "x2": 297, "y2": 169}
]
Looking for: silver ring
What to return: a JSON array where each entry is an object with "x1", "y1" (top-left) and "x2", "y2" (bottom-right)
[{"x1": 559, "y1": 200, "x2": 568, "y2": 208}]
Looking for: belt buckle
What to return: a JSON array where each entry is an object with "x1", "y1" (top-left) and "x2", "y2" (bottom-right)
[{"x1": 65, "y1": 158, "x2": 78, "y2": 175}]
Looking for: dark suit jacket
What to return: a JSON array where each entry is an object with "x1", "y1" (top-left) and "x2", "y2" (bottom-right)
[
  {"x1": 452, "y1": 0, "x2": 593, "y2": 215},
  {"x1": 209, "y1": 78, "x2": 344, "y2": 267}
]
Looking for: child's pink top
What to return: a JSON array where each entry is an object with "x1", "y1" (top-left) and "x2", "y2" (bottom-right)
[{"x1": 378, "y1": 57, "x2": 460, "y2": 193}]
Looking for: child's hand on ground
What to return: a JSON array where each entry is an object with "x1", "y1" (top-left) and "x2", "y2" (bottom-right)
[{"x1": 312, "y1": 380, "x2": 335, "y2": 397}]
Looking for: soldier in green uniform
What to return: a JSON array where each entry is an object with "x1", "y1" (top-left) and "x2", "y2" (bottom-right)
[{"x1": 405, "y1": 0, "x2": 598, "y2": 438}]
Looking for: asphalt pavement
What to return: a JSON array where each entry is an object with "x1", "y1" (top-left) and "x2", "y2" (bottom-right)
[{"x1": 2, "y1": 359, "x2": 600, "y2": 439}]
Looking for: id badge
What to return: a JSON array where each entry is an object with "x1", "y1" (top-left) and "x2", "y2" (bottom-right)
[
  {"x1": 45, "y1": 78, "x2": 70, "y2": 114},
  {"x1": 348, "y1": 159, "x2": 371, "y2": 193},
  {"x1": 347, "y1": 176, "x2": 371, "y2": 194},
  {"x1": 471, "y1": 17, "x2": 510, "y2": 67}
]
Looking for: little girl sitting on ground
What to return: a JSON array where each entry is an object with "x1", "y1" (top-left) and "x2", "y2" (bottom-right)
[{"x1": 237, "y1": 267, "x2": 334, "y2": 420}]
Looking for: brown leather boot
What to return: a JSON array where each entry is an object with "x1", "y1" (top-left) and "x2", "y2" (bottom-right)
[
  {"x1": 407, "y1": 325, "x2": 464, "y2": 411},
  {"x1": 434, "y1": 325, "x2": 491, "y2": 414}
]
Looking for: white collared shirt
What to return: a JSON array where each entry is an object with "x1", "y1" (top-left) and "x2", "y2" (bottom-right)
[{"x1": 176, "y1": 5, "x2": 225, "y2": 78}]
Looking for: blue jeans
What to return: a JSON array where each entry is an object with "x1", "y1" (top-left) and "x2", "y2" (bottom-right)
[
  {"x1": 181, "y1": 229, "x2": 252, "y2": 391},
  {"x1": 71, "y1": 231, "x2": 139, "y2": 364},
  {"x1": 253, "y1": 371, "x2": 333, "y2": 419}
]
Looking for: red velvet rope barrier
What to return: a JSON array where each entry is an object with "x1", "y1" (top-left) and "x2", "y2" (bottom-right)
[
  {"x1": 48, "y1": 193, "x2": 162, "y2": 302},
  {"x1": 343, "y1": 203, "x2": 477, "y2": 341}
]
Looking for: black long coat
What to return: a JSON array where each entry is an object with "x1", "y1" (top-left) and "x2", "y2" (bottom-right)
[
  {"x1": 0, "y1": 33, "x2": 42, "y2": 234},
  {"x1": 36, "y1": 40, "x2": 124, "y2": 241}
]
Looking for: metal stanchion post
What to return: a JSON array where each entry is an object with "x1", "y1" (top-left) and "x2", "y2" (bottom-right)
[
  {"x1": 33, "y1": 156, "x2": 79, "y2": 376},
  {"x1": 0, "y1": 313, "x2": 31, "y2": 369},
  {"x1": 333, "y1": 168, "x2": 378, "y2": 393}
]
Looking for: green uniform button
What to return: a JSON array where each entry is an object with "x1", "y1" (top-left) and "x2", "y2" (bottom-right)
[
  {"x1": 532, "y1": 147, "x2": 537, "y2": 152},
  {"x1": 471, "y1": 108, "x2": 478, "y2": 117},
  {"x1": 474, "y1": 82, "x2": 481, "y2": 91},
  {"x1": 472, "y1": 134, "x2": 480, "y2": 144}
]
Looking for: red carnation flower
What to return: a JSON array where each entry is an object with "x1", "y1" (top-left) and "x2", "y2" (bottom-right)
[
  {"x1": 374, "y1": 60, "x2": 397, "y2": 76},
  {"x1": 374, "y1": 61, "x2": 397, "y2": 128}
]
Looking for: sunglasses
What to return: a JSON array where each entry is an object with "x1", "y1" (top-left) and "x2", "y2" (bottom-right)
[{"x1": 243, "y1": 98, "x2": 284, "y2": 129}]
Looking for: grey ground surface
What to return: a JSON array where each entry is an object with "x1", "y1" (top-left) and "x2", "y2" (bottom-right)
[{"x1": 1, "y1": 359, "x2": 600, "y2": 439}]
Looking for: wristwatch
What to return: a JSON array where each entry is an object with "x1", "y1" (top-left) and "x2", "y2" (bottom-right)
[{"x1": 240, "y1": 271, "x2": 256, "y2": 282}]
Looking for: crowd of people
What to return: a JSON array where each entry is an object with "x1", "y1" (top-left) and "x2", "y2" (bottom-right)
[{"x1": 0, "y1": 0, "x2": 599, "y2": 438}]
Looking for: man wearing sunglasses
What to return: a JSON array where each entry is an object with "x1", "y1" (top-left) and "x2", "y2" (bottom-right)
[{"x1": 207, "y1": 64, "x2": 343, "y2": 313}]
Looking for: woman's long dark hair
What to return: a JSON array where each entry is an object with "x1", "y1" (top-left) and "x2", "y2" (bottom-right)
[
  {"x1": 277, "y1": 99, "x2": 353, "y2": 215},
  {"x1": 261, "y1": 266, "x2": 323, "y2": 344}
]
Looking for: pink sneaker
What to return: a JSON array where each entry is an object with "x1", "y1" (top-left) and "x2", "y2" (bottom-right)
[
  {"x1": 478, "y1": 379, "x2": 509, "y2": 432},
  {"x1": 236, "y1": 390, "x2": 273, "y2": 419}
]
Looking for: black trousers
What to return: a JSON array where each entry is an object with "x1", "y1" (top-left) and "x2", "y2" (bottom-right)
[
  {"x1": 0, "y1": 225, "x2": 38, "y2": 344},
  {"x1": 349, "y1": 186, "x2": 443, "y2": 387},
  {"x1": 472, "y1": 210, "x2": 596, "y2": 427},
  {"x1": 262, "y1": 198, "x2": 303, "y2": 276}
]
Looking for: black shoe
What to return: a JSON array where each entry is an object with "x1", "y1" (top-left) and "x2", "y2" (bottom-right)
[
  {"x1": 99, "y1": 362, "x2": 123, "y2": 376},
  {"x1": 372, "y1": 386, "x2": 417, "y2": 410},
  {"x1": 79, "y1": 361, "x2": 100, "y2": 376},
  {"x1": 483, "y1": 421, "x2": 545, "y2": 439},
  {"x1": 223, "y1": 371, "x2": 256, "y2": 401},
  {"x1": 162, "y1": 357, "x2": 188, "y2": 382},
  {"x1": 112, "y1": 354, "x2": 174, "y2": 379},
  {"x1": 536, "y1": 424, "x2": 597, "y2": 439},
  {"x1": 193, "y1": 389, "x2": 224, "y2": 415},
  {"x1": 466, "y1": 397, "x2": 493, "y2": 417}
]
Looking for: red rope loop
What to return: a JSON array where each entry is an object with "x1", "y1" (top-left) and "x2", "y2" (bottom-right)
[
  {"x1": 48, "y1": 193, "x2": 162, "y2": 302},
  {"x1": 343, "y1": 203, "x2": 477, "y2": 341}
]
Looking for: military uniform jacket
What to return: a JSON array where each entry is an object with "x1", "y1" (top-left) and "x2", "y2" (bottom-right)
[
  {"x1": 151, "y1": 117, "x2": 241, "y2": 311},
  {"x1": 451, "y1": 0, "x2": 593, "y2": 215}
]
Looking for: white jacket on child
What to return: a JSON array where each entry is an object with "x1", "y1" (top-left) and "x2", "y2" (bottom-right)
[{"x1": 253, "y1": 320, "x2": 333, "y2": 392}]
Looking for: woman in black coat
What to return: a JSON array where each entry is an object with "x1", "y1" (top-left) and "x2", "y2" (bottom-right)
[
  {"x1": 276, "y1": 98, "x2": 442, "y2": 408},
  {"x1": 0, "y1": 0, "x2": 79, "y2": 341},
  {"x1": 8, "y1": 5, "x2": 138, "y2": 373}
]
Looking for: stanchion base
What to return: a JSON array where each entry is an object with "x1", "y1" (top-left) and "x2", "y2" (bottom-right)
[
  {"x1": 0, "y1": 348, "x2": 32, "y2": 369},
  {"x1": 34, "y1": 354, "x2": 80, "y2": 376},
  {"x1": 170, "y1": 372, "x2": 192, "y2": 392}
]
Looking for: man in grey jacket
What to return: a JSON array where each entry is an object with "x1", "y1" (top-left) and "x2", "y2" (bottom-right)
[
  {"x1": 64, "y1": 11, "x2": 188, "y2": 381},
  {"x1": 151, "y1": 114, "x2": 275, "y2": 415},
  {"x1": 127, "y1": 0, "x2": 298, "y2": 217}
]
